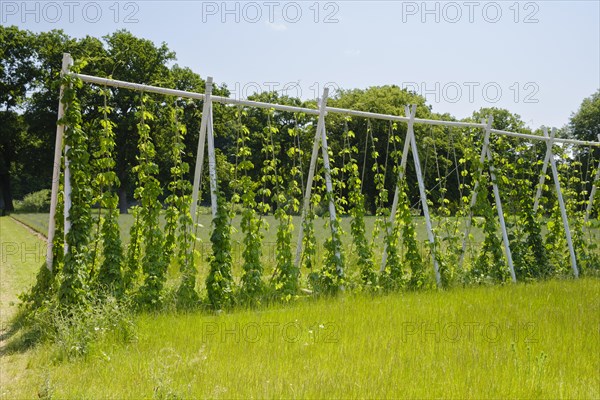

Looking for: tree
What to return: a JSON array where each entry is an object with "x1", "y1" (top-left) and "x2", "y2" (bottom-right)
[
  {"x1": 569, "y1": 90, "x2": 600, "y2": 209},
  {"x1": 0, "y1": 26, "x2": 37, "y2": 211},
  {"x1": 327, "y1": 85, "x2": 431, "y2": 213},
  {"x1": 570, "y1": 89, "x2": 600, "y2": 143},
  {"x1": 23, "y1": 31, "x2": 106, "y2": 200},
  {"x1": 470, "y1": 107, "x2": 529, "y2": 132},
  {"x1": 0, "y1": 27, "x2": 219, "y2": 214},
  {"x1": 99, "y1": 30, "x2": 176, "y2": 213}
]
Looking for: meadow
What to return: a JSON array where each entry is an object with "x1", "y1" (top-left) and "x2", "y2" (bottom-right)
[
  {"x1": 10, "y1": 211, "x2": 488, "y2": 286},
  {"x1": 1, "y1": 214, "x2": 599, "y2": 399}
]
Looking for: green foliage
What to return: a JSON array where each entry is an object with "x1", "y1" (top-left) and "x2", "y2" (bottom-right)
[
  {"x1": 273, "y1": 205, "x2": 297, "y2": 299},
  {"x1": 235, "y1": 110, "x2": 265, "y2": 304},
  {"x1": 319, "y1": 193, "x2": 345, "y2": 294},
  {"x1": 19, "y1": 263, "x2": 57, "y2": 311},
  {"x1": 301, "y1": 208, "x2": 318, "y2": 271},
  {"x1": 58, "y1": 72, "x2": 92, "y2": 307},
  {"x1": 495, "y1": 138, "x2": 551, "y2": 281},
  {"x1": 301, "y1": 119, "x2": 319, "y2": 274},
  {"x1": 239, "y1": 203, "x2": 264, "y2": 303},
  {"x1": 98, "y1": 203, "x2": 124, "y2": 294},
  {"x1": 570, "y1": 89, "x2": 600, "y2": 142},
  {"x1": 206, "y1": 192, "x2": 234, "y2": 310},
  {"x1": 425, "y1": 126, "x2": 465, "y2": 288},
  {"x1": 558, "y1": 151, "x2": 600, "y2": 275},
  {"x1": 123, "y1": 207, "x2": 142, "y2": 291},
  {"x1": 312, "y1": 132, "x2": 346, "y2": 295},
  {"x1": 319, "y1": 127, "x2": 346, "y2": 294},
  {"x1": 397, "y1": 180, "x2": 425, "y2": 290},
  {"x1": 380, "y1": 212, "x2": 403, "y2": 290},
  {"x1": 345, "y1": 128, "x2": 376, "y2": 287},
  {"x1": 367, "y1": 122, "x2": 387, "y2": 250},
  {"x1": 524, "y1": 210, "x2": 552, "y2": 277},
  {"x1": 368, "y1": 121, "x2": 399, "y2": 287},
  {"x1": 545, "y1": 205, "x2": 568, "y2": 274},
  {"x1": 167, "y1": 106, "x2": 198, "y2": 309},
  {"x1": 378, "y1": 124, "x2": 405, "y2": 290},
  {"x1": 133, "y1": 97, "x2": 167, "y2": 308},
  {"x1": 14, "y1": 189, "x2": 52, "y2": 212},
  {"x1": 94, "y1": 87, "x2": 124, "y2": 295},
  {"x1": 471, "y1": 182, "x2": 509, "y2": 283},
  {"x1": 497, "y1": 135, "x2": 552, "y2": 280},
  {"x1": 267, "y1": 113, "x2": 299, "y2": 300},
  {"x1": 162, "y1": 105, "x2": 184, "y2": 265},
  {"x1": 23, "y1": 296, "x2": 136, "y2": 362}
]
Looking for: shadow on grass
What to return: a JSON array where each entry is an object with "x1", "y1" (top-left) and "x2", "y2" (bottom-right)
[{"x1": 0, "y1": 308, "x2": 43, "y2": 356}]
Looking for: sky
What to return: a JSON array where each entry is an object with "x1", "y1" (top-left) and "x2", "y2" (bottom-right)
[{"x1": 2, "y1": 0, "x2": 599, "y2": 129}]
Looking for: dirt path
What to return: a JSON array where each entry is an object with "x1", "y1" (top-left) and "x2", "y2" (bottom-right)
[{"x1": 10, "y1": 216, "x2": 47, "y2": 241}]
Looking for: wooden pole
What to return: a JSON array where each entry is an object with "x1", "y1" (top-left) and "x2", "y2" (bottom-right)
[
  {"x1": 46, "y1": 53, "x2": 72, "y2": 270},
  {"x1": 295, "y1": 89, "x2": 329, "y2": 268}
]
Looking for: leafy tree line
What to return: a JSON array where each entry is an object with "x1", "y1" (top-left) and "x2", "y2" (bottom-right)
[{"x1": 1, "y1": 25, "x2": 598, "y2": 215}]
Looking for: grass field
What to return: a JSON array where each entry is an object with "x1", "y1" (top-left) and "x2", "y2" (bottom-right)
[
  {"x1": 1, "y1": 214, "x2": 599, "y2": 398},
  {"x1": 0, "y1": 217, "x2": 47, "y2": 400},
  {"x1": 10, "y1": 211, "x2": 443, "y2": 244},
  {"x1": 10, "y1": 212, "x2": 488, "y2": 284},
  {"x1": 12, "y1": 211, "x2": 599, "y2": 287}
]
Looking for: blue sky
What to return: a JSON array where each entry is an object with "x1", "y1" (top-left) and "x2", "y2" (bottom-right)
[{"x1": 3, "y1": 0, "x2": 599, "y2": 129}]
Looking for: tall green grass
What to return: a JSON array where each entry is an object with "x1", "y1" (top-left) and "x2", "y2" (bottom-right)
[
  {"x1": 4, "y1": 279, "x2": 599, "y2": 399},
  {"x1": 0, "y1": 217, "x2": 48, "y2": 400},
  {"x1": 0, "y1": 217, "x2": 45, "y2": 324},
  {"x1": 2, "y1": 215, "x2": 599, "y2": 398}
]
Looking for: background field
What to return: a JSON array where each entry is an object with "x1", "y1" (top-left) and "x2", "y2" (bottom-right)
[
  {"x1": 1, "y1": 214, "x2": 599, "y2": 399},
  {"x1": 9, "y1": 211, "x2": 489, "y2": 285}
]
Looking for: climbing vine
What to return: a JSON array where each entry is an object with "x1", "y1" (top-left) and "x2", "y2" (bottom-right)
[
  {"x1": 165, "y1": 103, "x2": 198, "y2": 308},
  {"x1": 380, "y1": 123, "x2": 404, "y2": 289},
  {"x1": 471, "y1": 159, "x2": 509, "y2": 283},
  {"x1": 206, "y1": 192, "x2": 234, "y2": 310},
  {"x1": 265, "y1": 110, "x2": 298, "y2": 300},
  {"x1": 397, "y1": 178, "x2": 425, "y2": 290},
  {"x1": 344, "y1": 124, "x2": 376, "y2": 287},
  {"x1": 133, "y1": 95, "x2": 167, "y2": 308},
  {"x1": 93, "y1": 87, "x2": 124, "y2": 296},
  {"x1": 58, "y1": 71, "x2": 92, "y2": 307},
  {"x1": 319, "y1": 141, "x2": 345, "y2": 294},
  {"x1": 235, "y1": 108, "x2": 265, "y2": 304}
]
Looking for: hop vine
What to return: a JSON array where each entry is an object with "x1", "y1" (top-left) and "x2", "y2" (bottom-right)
[
  {"x1": 133, "y1": 95, "x2": 167, "y2": 308},
  {"x1": 58, "y1": 71, "x2": 93, "y2": 307}
]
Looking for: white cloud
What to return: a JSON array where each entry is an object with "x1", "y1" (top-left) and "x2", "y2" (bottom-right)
[{"x1": 344, "y1": 49, "x2": 361, "y2": 57}]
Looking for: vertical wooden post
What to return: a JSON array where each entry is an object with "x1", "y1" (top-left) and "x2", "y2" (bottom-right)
[
  {"x1": 584, "y1": 134, "x2": 600, "y2": 223},
  {"x1": 381, "y1": 106, "x2": 415, "y2": 271},
  {"x1": 485, "y1": 147, "x2": 516, "y2": 282},
  {"x1": 318, "y1": 91, "x2": 344, "y2": 276},
  {"x1": 62, "y1": 54, "x2": 75, "y2": 256},
  {"x1": 206, "y1": 99, "x2": 218, "y2": 217},
  {"x1": 544, "y1": 127, "x2": 579, "y2": 277},
  {"x1": 533, "y1": 128, "x2": 556, "y2": 213},
  {"x1": 294, "y1": 89, "x2": 330, "y2": 268},
  {"x1": 405, "y1": 105, "x2": 441, "y2": 286},
  {"x1": 190, "y1": 76, "x2": 213, "y2": 230},
  {"x1": 458, "y1": 117, "x2": 493, "y2": 269},
  {"x1": 46, "y1": 53, "x2": 72, "y2": 270}
]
